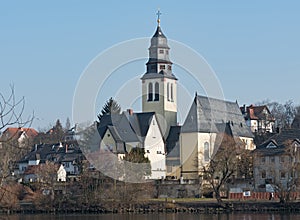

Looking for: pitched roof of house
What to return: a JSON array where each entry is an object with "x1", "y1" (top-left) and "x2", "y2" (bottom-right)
[
  {"x1": 1, "y1": 127, "x2": 38, "y2": 141},
  {"x1": 98, "y1": 111, "x2": 156, "y2": 144},
  {"x1": 181, "y1": 95, "x2": 253, "y2": 138},
  {"x1": 19, "y1": 142, "x2": 83, "y2": 163},
  {"x1": 241, "y1": 105, "x2": 274, "y2": 121},
  {"x1": 254, "y1": 129, "x2": 300, "y2": 156},
  {"x1": 260, "y1": 129, "x2": 300, "y2": 146}
]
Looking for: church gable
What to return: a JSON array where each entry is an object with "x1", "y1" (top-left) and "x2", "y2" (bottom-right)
[{"x1": 181, "y1": 95, "x2": 253, "y2": 138}]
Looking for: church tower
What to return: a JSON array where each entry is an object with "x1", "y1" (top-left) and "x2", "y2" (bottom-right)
[{"x1": 141, "y1": 11, "x2": 178, "y2": 133}]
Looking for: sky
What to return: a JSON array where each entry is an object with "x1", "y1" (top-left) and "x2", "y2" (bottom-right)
[{"x1": 1, "y1": 1, "x2": 300, "y2": 130}]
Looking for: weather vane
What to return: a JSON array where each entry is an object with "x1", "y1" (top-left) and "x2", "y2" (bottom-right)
[{"x1": 156, "y1": 9, "x2": 161, "y2": 26}]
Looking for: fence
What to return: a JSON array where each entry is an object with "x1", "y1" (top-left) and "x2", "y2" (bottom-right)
[{"x1": 229, "y1": 192, "x2": 300, "y2": 200}]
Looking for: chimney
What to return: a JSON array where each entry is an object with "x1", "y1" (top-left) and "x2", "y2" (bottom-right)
[{"x1": 127, "y1": 109, "x2": 133, "y2": 115}]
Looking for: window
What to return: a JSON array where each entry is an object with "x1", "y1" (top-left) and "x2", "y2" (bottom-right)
[
  {"x1": 170, "y1": 83, "x2": 174, "y2": 101},
  {"x1": 151, "y1": 65, "x2": 156, "y2": 70},
  {"x1": 166, "y1": 50, "x2": 169, "y2": 55},
  {"x1": 160, "y1": 65, "x2": 165, "y2": 70},
  {"x1": 148, "y1": 83, "x2": 153, "y2": 101},
  {"x1": 146, "y1": 150, "x2": 150, "y2": 153},
  {"x1": 281, "y1": 171, "x2": 286, "y2": 179},
  {"x1": 159, "y1": 49, "x2": 164, "y2": 54},
  {"x1": 157, "y1": 151, "x2": 162, "y2": 154},
  {"x1": 270, "y1": 157, "x2": 275, "y2": 163},
  {"x1": 167, "y1": 83, "x2": 170, "y2": 101},
  {"x1": 204, "y1": 142, "x2": 210, "y2": 162},
  {"x1": 280, "y1": 156, "x2": 285, "y2": 163},
  {"x1": 168, "y1": 65, "x2": 172, "y2": 71},
  {"x1": 261, "y1": 157, "x2": 266, "y2": 164},
  {"x1": 154, "y1": 82, "x2": 159, "y2": 101},
  {"x1": 262, "y1": 170, "x2": 266, "y2": 179}
]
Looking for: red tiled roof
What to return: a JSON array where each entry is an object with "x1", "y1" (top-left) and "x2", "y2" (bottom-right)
[
  {"x1": 243, "y1": 105, "x2": 274, "y2": 121},
  {"x1": 1, "y1": 127, "x2": 38, "y2": 140}
]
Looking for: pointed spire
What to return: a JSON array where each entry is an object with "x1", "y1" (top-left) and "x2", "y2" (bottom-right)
[{"x1": 156, "y1": 9, "x2": 161, "y2": 27}]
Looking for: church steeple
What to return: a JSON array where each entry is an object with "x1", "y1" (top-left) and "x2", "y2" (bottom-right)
[
  {"x1": 142, "y1": 11, "x2": 176, "y2": 80},
  {"x1": 141, "y1": 10, "x2": 178, "y2": 132}
]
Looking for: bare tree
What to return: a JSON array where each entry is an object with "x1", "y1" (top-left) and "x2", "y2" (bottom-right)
[
  {"x1": 201, "y1": 134, "x2": 243, "y2": 205},
  {"x1": 0, "y1": 86, "x2": 34, "y2": 187},
  {"x1": 0, "y1": 85, "x2": 33, "y2": 132},
  {"x1": 261, "y1": 140, "x2": 300, "y2": 203}
]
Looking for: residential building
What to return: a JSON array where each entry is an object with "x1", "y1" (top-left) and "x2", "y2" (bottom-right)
[
  {"x1": 240, "y1": 105, "x2": 275, "y2": 133},
  {"x1": 16, "y1": 141, "x2": 84, "y2": 179},
  {"x1": 23, "y1": 163, "x2": 66, "y2": 183},
  {"x1": 253, "y1": 129, "x2": 300, "y2": 192},
  {"x1": 98, "y1": 110, "x2": 166, "y2": 180},
  {"x1": 0, "y1": 127, "x2": 38, "y2": 147}
]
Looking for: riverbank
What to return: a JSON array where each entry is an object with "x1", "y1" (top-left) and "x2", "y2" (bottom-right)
[{"x1": 2, "y1": 199, "x2": 300, "y2": 215}]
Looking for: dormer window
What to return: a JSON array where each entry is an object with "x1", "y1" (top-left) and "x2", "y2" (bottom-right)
[
  {"x1": 159, "y1": 49, "x2": 164, "y2": 54},
  {"x1": 266, "y1": 142, "x2": 277, "y2": 148},
  {"x1": 168, "y1": 65, "x2": 172, "y2": 70},
  {"x1": 160, "y1": 65, "x2": 165, "y2": 70}
]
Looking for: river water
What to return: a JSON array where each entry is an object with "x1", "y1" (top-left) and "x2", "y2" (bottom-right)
[{"x1": 1, "y1": 213, "x2": 300, "y2": 220}]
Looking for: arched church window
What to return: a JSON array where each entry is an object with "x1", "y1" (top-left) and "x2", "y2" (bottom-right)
[
  {"x1": 154, "y1": 82, "x2": 159, "y2": 101},
  {"x1": 167, "y1": 82, "x2": 170, "y2": 101},
  {"x1": 204, "y1": 142, "x2": 210, "y2": 162},
  {"x1": 148, "y1": 83, "x2": 153, "y2": 101},
  {"x1": 170, "y1": 83, "x2": 174, "y2": 102}
]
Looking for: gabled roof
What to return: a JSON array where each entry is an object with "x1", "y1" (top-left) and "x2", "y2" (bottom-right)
[
  {"x1": 254, "y1": 130, "x2": 300, "y2": 156},
  {"x1": 262, "y1": 129, "x2": 300, "y2": 146},
  {"x1": 1, "y1": 127, "x2": 38, "y2": 141},
  {"x1": 241, "y1": 105, "x2": 274, "y2": 121},
  {"x1": 181, "y1": 95, "x2": 253, "y2": 138},
  {"x1": 19, "y1": 142, "x2": 82, "y2": 163},
  {"x1": 98, "y1": 111, "x2": 157, "y2": 144}
]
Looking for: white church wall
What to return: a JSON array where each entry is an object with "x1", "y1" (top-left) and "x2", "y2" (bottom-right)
[{"x1": 144, "y1": 116, "x2": 166, "y2": 179}]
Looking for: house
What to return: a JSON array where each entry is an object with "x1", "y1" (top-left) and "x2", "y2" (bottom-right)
[
  {"x1": 253, "y1": 129, "x2": 300, "y2": 192},
  {"x1": 16, "y1": 141, "x2": 84, "y2": 179},
  {"x1": 0, "y1": 127, "x2": 38, "y2": 147},
  {"x1": 240, "y1": 105, "x2": 275, "y2": 133},
  {"x1": 179, "y1": 95, "x2": 255, "y2": 180},
  {"x1": 23, "y1": 163, "x2": 66, "y2": 183},
  {"x1": 98, "y1": 110, "x2": 166, "y2": 180}
]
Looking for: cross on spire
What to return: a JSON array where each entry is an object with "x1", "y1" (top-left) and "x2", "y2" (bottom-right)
[{"x1": 156, "y1": 9, "x2": 161, "y2": 26}]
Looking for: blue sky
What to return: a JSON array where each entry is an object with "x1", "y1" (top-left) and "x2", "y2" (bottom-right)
[{"x1": 1, "y1": 1, "x2": 299, "y2": 129}]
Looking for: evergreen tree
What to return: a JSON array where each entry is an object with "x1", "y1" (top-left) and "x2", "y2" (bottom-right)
[
  {"x1": 65, "y1": 117, "x2": 71, "y2": 131},
  {"x1": 122, "y1": 147, "x2": 151, "y2": 182},
  {"x1": 97, "y1": 97, "x2": 121, "y2": 122}
]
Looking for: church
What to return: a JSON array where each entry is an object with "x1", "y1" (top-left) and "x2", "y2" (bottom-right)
[{"x1": 98, "y1": 13, "x2": 254, "y2": 181}]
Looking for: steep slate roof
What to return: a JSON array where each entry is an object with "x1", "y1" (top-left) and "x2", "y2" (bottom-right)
[
  {"x1": 254, "y1": 129, "x2": 300, "y2": 156},
  {"x1": 19, "y1": 142, "x2": 83, "y2": 164},
  {"x1": 181, "y1": 95, "x2": 253, "y2": 138},
  {"x1": 260, "y1": 129, "x2": 300, "y2": 146},
  {"x1": 166, "y1": 126, "x2": 181, "y2": 166},
  {"x1": 98, "y1": 111, "x2": 156, "y2": 145}
]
